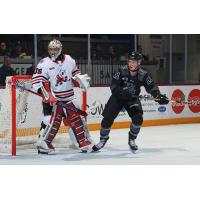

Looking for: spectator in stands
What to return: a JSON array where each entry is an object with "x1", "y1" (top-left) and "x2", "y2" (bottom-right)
[
  {"x1": 137, "y1": 45, "x2": 149, "y2": 61},
  {"x1": 0, "y1": 56, "x2": 16, "y2": 87},
  {"x1": 0, "y1": 42, "x2": 10, "y2": 56},
  {"x1": 26, "y1": 63, "x2": 35, "y2": 75},
  {"x1": 107, "y1": 45, "x2": 117, "y2": 62},
  {"x1": 92, "y1": 44, "x2": 104, "y2": 60},
  {"x1": 119, "y1": 53, "x2": 128, "y2": 62},
  {"x1": 10, "y1": 41, "x2": 27, "y2": 58}
]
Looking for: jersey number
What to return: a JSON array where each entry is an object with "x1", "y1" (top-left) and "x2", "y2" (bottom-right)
[{"x1": 34, "y1": 68, "x2": 42, "y2": 74}]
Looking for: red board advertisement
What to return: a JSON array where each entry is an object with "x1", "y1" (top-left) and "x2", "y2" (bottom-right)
[
  {"x1": 188, "y1": 89, "x2": 200, "y2": 113},
  {"x1": 171, "y1": 89, "x2": 185, "y2": 114}
]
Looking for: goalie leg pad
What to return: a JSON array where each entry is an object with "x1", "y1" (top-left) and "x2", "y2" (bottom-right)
[
  {"x1": 37, "y1": 104, "x2": 63, "y2": 154},
  {"x1": 66, "y1": 104, "x2": 92, "y2": 151},
  {"x1": 81, "y1": 116, "x2": 93, "y2": 143},
  {"x1": 67, "y1": 117, "x2": 93, "y2": 150},
  {"x1": 45, "y1": 104, "x2": 63, "y2": 144}
]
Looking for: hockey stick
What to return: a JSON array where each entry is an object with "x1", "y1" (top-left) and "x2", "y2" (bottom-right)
[
  {"x1": 138, "y1": 95, "x2": 200, "y2": 106},
  {"x1": 12, "y1": 81, "x2": 88, "y2": 116}
]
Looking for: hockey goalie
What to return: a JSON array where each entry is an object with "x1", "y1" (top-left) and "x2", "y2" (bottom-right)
[{"x1": 31, "y1": 39, "x2": 93, "y2": 154}]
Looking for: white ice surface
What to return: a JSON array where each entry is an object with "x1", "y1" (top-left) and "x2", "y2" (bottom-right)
[{"x1": 1, "y1": 123, "x2": 200, "y2": 164}]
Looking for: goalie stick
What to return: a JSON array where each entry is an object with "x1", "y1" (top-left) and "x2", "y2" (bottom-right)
[{"x1": 11, "y1": 80, "x2": 88, "y2": 116}]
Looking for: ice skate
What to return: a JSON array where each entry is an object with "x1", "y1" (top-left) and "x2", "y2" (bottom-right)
[
  {"x1": 79, "y1": 140, "x2": 93, "y2": 153},
  {"x1": 128, "y1": 138, "x2": 138, "y2": 152},
  {"x1": 36, "y1": 140, "x2": 55, "y2": 155},
  {"x1": 92, "y1": 136, "x2": 109, "y2": 152}
]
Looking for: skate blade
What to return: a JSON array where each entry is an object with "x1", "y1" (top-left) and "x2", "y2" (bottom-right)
[
  {"x1": 38, "y1": 148, "x2": 56, "y2": 155},
  {"x1": 129, "y1": 147, "x2": 138, "y2": 154},
  {"x1": 80, "y1": 149, "x2": 88, "y2": 153},
  {"x1": 80, "y1": 147, "x2": 94, "y2": 153},
  {"x1": 91, "y1": 149, "x2": 101, "y2": 153}
]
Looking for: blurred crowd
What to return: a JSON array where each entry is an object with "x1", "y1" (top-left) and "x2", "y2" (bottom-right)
[
  {"x1": 0, "y1": 41, "x2": 32, "y2": 59},
  {"x1": 91, "y1": 44, "x2": 149, "y2": 63},
  {"x1": 0, "y1": 55, "x2": 34, "y2": 87},
  {"x1": 0, "y1": 37, "x2": 153, "y2": 88}
]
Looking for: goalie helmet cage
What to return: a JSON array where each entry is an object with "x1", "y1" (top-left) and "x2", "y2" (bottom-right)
[{"x1": 3, "y1": 75, "x2": 87, "y2": 156}]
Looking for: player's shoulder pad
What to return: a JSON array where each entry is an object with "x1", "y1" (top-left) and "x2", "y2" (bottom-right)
[
  {"x1": 64, "y1": 54, "x2": 73, "y2": 61},
  {"x1": 39, "y1": 59, "x2": 44, "y2": 64},
  {"x1": 37, "y1": 57, "x2": 50, "y2": 68},
  {"x1": 138, "y1": 67, "x2": 148, "y2": 81},
  {"x1": 63, "y1": 54, "x2": 69, "y2": 59},
  {"x1": 119, "y1": 65, "x2": 129, "y2": 71},
  {"x1": 64, "y1": 54, "x2": 75, "y2": 64},
  {"x1": 119, "y1": 65, "x2": 129, "y2": 76}
]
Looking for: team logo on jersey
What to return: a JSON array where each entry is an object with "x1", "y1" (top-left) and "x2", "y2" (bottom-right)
[{"x1": 55, "y1": 71, "x2": 68, "y2": 86}]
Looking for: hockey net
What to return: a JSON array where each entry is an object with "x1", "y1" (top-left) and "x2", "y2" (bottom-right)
[{"x1": 0, "y1": 75, "x2": 87, "y2": 156}]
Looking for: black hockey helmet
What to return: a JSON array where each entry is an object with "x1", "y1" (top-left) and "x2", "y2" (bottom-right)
[{"x1": 128, "y1": 51, "x2": 143, "y2": 62}]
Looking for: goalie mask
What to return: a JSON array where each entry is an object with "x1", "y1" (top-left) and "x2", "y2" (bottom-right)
[{"x1": 48, "y1": 39, "x2": 62, "y2": 61}]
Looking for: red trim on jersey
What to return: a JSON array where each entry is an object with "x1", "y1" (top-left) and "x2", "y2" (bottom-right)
[
  {"x1": 72, "y1": 71, "x2": 81, "y2": 76},
  {"x1": 31, "y1": 77, "x2": 48, "y2": 84},
  {"x1": 72, "y1": 79, "x2": 80, "y2": 87},
  {"x1": 54, "y1": 91, "x2": 74, "y2": 97}
]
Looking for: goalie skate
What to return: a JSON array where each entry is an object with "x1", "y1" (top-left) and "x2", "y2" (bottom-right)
[
  {"x1": 79, "y1": 140, "x2": 93, "y2": 153},
  {"x1": 36, "y1": 140, "x2": 55, "y2": 155}
]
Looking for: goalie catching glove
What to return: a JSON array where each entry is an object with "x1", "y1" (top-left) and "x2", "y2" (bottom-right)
[{"x1": 73, "y1": 74, "x2": 91, "y2": 91}]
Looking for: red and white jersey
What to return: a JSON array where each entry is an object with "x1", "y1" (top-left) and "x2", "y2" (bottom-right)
[{"x1": 32, "y1": 54, "x2": 81, "y2": 101}]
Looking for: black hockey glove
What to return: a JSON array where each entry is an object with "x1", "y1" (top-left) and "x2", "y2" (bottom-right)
[{"x1": 155, "y1": 94, "x2": 169, "y2": 105}]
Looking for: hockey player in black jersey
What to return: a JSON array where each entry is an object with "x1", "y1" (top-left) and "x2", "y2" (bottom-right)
[{"x1": 92, "y1": 51, "x2": 169, "y2": 152}]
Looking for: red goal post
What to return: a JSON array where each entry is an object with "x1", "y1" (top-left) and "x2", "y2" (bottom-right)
[
  {"x1": 11, "y1": 75, "x2": 32, "y2": 155},
  {"x1": 0, "y1": 75, "x2": 87, "y2": 156}
]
